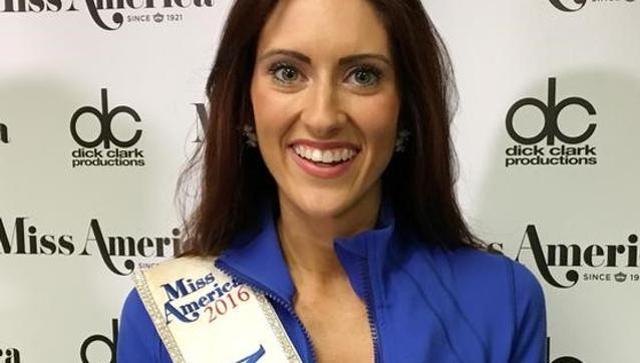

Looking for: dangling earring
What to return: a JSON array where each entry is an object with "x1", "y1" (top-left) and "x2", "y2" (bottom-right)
[
  {"x1": 242, "y1": 124, "x2": 258, "y2": 147},
  {"x1": 394, "y1": 129, "x2": 410, "y2": 152}
]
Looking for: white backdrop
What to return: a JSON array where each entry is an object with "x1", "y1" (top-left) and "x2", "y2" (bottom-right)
[{"x1": 1, "y1": 0, "x2": 638, "y2": 362}]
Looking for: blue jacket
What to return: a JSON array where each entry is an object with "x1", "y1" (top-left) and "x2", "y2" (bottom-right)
[{"x1": 117, "y1": 196, "x2": 547, "y2": 362}]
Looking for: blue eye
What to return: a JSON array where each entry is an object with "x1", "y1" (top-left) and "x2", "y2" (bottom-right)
[
  {"x1": 267, "y1": 62, "x2": 383, "y2": 88},
  {"x1": 268, "y1": 62, "x2": 300, "y2": 84},
  {"x1": 348, "y1": 65, "x2": 382, "y2": 87}
]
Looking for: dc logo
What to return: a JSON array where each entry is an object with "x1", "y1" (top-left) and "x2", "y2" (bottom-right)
[
  {"x1": 70, "y1": 89, "x2": 142, "y2": 149},
  {"x1": 549, "y1": 0, "x2": 587, "y2": 12},
  {"x1": 506, "y1": 78, "x2": 597, "y2": 146}
]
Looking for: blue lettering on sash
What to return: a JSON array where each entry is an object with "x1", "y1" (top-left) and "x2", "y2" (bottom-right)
[
  {"x1": 161, "y1": 273, "x2": 216, "y2": 301},
  {"x1": 164, "y1": 301, "x2": 199, "y2": 323},
  {"x1": 161, "y1": 273, "x2": 247, "y2": 324}
]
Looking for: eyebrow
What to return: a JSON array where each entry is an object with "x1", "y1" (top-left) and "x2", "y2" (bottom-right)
[{"x1": 257, "y1": 48, "x2": 392, "y2": 66}]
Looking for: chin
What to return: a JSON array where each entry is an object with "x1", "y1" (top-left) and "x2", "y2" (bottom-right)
[{"x1": 286, "y1": 187, "x2": 354, "y2": 218}]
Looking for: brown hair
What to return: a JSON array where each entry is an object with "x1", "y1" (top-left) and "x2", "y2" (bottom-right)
[{"x1": 177, "y1": 0, "x2": 486, "y2": 256}]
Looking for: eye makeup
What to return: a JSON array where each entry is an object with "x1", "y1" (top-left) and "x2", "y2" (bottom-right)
[{"x1": 266, "y1": 59, "x2": 385, "y2": 88}]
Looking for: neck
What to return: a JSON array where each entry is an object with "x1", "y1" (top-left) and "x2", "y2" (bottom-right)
[{"x1": 276, "y1": 184, "x2": 382, "y2": 285}]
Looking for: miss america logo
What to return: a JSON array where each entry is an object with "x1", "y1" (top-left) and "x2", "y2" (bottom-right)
[
  {"x1": 0, "y1": 0, "x2": 214, "y2": 31},
  {"x1": 491, "y1": 225, "x2": 640, "y2": 289},
  {"x1": 163, "y1": 272, "x2": 249, "y2": 324},
  {"x1": 0, "y1": 216, "x2": 180, "y2": 275}
]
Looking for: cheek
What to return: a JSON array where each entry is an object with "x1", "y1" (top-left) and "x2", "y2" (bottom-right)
[
  {"x1": 252, "y1": 79, "x2": 276, "y2": 125},
  {"x1": 251, "y1": 80, "x2": 289, "y2": 144},
  {"x1": 250, "y1": 79, "x2": 294, "y2": 175},
  {"x1": 352, "y1": 93, "x2": 400, "y2": 149}
]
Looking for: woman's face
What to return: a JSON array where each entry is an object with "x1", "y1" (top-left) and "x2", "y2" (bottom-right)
[{"x1": 250, "y1": 0, "x2": 400, "y2": 219}]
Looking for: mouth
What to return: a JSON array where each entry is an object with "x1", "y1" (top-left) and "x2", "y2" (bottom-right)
[{"x1": 288, "y1": 143, "x2": 360, "y2": 179}]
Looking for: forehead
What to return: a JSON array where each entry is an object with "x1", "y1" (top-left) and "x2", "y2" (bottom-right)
[{"x1": 256, "y1": 0, "x2": 391, "y2": 58}]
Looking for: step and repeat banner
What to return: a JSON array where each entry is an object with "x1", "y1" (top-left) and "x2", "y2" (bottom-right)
[{"x1": 1, "y1": 0, "x2": 638, "y2": 362}]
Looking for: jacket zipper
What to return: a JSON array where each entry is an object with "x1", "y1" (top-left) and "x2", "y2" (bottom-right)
[
  {"x1": 215, "y1": 259, "x2": 319, "y2": 363},
  {"x1": 361, "y1": 258, "x2": 383, "y2": 363}
]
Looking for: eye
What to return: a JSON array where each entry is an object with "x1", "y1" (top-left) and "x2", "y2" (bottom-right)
[
  {"x1": 347, "y1": 64, "x2": 383, "y2": 87},
  {"x1": 268, "y1": 62, "x2": 301, "y2": 85}
]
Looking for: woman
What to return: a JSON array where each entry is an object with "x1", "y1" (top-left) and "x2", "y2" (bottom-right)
[{"x1": 117, "y1": 0, "x2": 547, "y2": 362}]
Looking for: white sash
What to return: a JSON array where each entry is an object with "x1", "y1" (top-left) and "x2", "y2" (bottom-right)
[{"x1": 133, "y1": 256, "x2": 303, "y2": 363}]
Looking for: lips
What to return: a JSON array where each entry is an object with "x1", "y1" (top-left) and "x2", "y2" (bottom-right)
[
  {"x1": 289, "y1": 139, "x2": 360, "y2": 151},
  {"x1": 292, "y1": 144, "x2": 357, "y2": 164},
  {"x1": 288, "y1": 139, "x2": 360, "y2": 178}
]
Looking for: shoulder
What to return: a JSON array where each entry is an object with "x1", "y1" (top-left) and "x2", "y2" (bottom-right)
[
  {"x1": 435, "y1": 246, "x2": 547, "y2": 339},
  {"x1": 446, "y1": 247, "x2": 544, "y2": 302},
  {"x1": 119, "y1": 287, "x2": 153, "y2": 334},
  {"x1": 388, "y1": 239, "x2": 547, "y2": 358},
  {"x1": 402, "y1": 243, "x2": 546, "y2": 327},
  {"x1": 429, "y1": 246, "x2": 545, "y2": 307},
  {"x1": 117, "y1": 288, "x2": 170, "y2": 362},
  {"x1": 426, "y1": 245, "x2": 547, "y2": 357},
  {"x1": 116, "y1": 256, "x2": 214, "y2": 363}
]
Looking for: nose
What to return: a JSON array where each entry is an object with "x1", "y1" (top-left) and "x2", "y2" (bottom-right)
[{"x1": 301, "y1": 75, "x2": 347, "y2": 138}]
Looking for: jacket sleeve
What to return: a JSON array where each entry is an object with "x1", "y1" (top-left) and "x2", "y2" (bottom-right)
[
  {"x1": 509, "y1": 262, "x2": 547, "y2": 363},
  {"x1": 117, "y1": 288, "x2": 171, "y2": 363}
]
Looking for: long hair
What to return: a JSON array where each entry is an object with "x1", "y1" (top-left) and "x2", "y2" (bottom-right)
[{"x1": 177, "y1": 0, "x2": 486, "y2": 256}]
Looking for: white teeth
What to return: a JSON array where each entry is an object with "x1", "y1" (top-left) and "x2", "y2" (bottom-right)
[
  {"x1": 311, "y1": 149, "x2": 322, "y2": 162},
  {"x1": 292, "y1": 145, "x2": 357, "y2": 163},
  {"x1": 321, "y1": 150, "x2": 332, "y2": 163}
]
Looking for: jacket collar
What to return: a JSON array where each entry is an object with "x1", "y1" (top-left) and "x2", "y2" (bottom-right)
[{"x1": 216, "y1": 193, "x2": 398, "y2": 305}]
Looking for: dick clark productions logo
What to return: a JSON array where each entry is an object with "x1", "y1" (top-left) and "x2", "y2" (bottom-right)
[
  {"x1": 70, "y1": 88, "x2": 145, "y2": 168},
  {"x1": 504, "y1": 78, "x2": 598, "y2": 168}
]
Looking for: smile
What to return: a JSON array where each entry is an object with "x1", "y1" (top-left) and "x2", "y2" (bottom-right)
[
  {"x1": 288, "y1": 142, "x2": 360, "y2": 179},
  {"x1": 292, "y1": 144, "x2": 357, "y2": 164}
]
